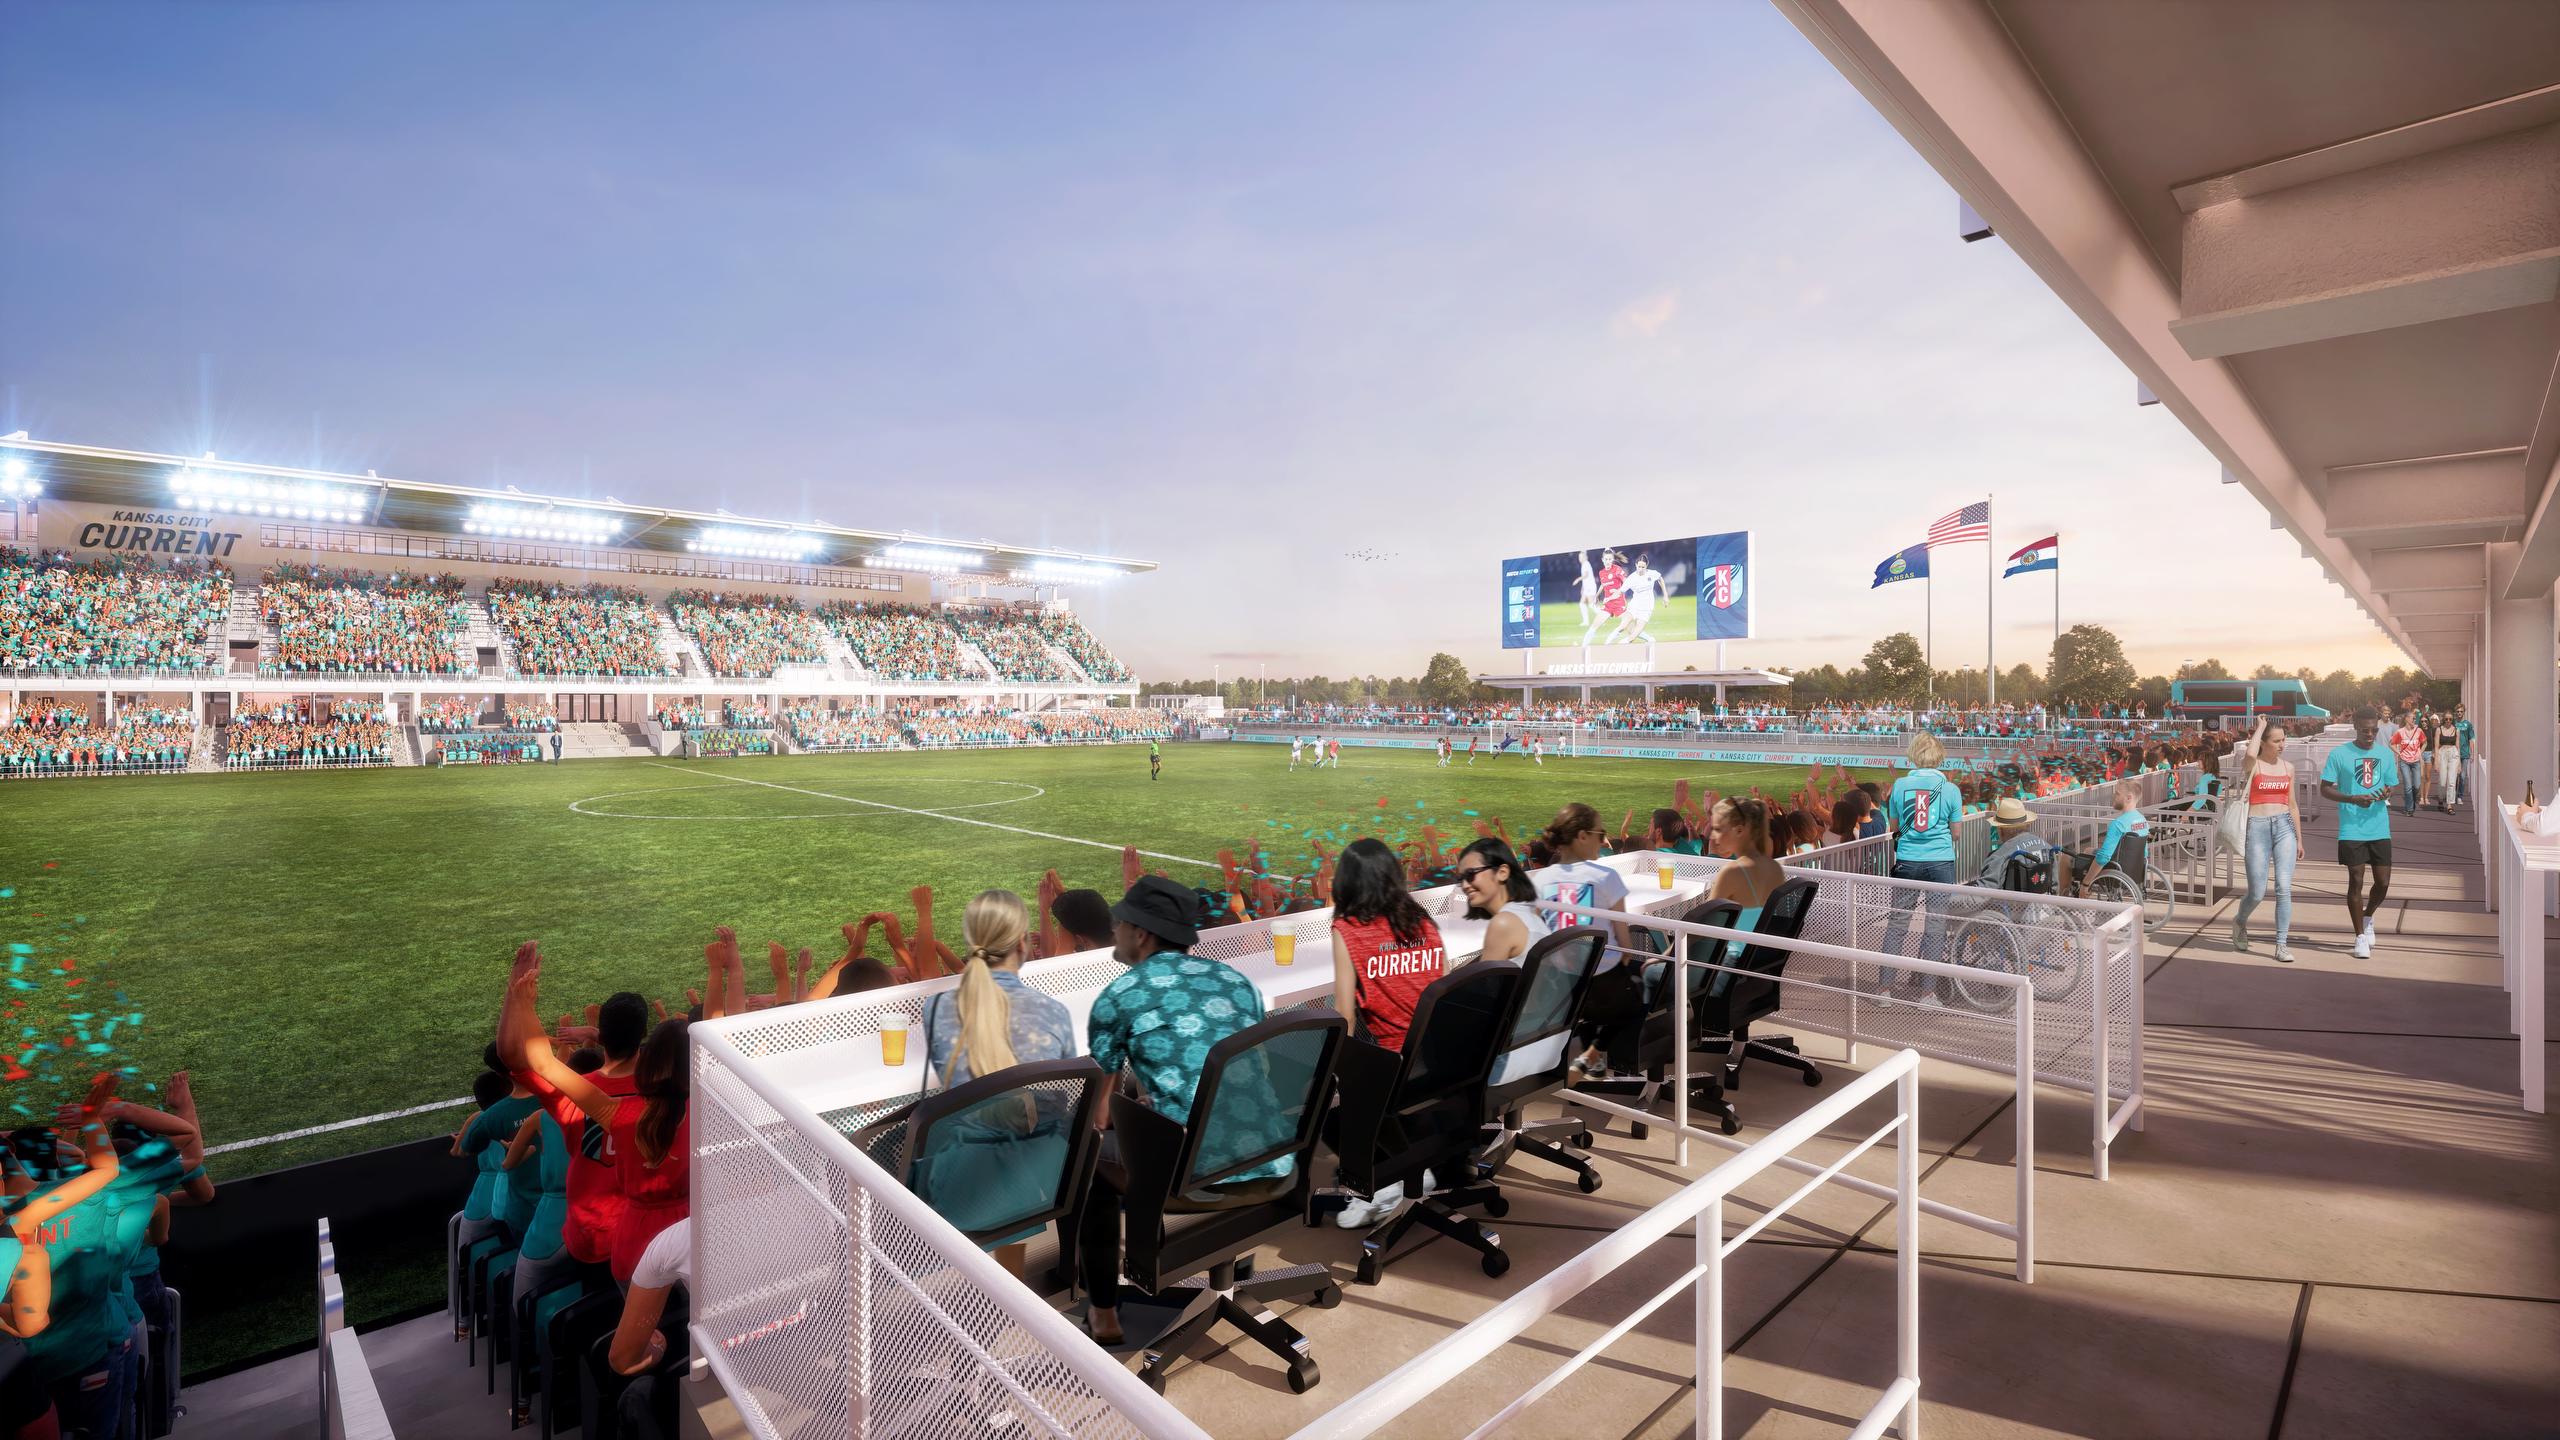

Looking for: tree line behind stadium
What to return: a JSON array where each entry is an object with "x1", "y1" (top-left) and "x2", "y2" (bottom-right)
[{"x1": 1136, "y1": 624, "x2": 2461, "y2": 717}]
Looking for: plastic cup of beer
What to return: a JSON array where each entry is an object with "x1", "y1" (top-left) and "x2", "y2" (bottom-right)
[
  {"x1": 879, "y1": 1014, "x2": 910, "y2": 1068},
  {"x1": 1658, "y1": 860, "x2": 1678, "y2": 890},
  {"x1": 1272, "y1": 925, "x2": 1297, "y2": 966}
]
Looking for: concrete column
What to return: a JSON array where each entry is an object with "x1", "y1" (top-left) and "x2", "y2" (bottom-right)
[
  {"x1": 2486, "y1": 542, "x2": 2556, "y2": 811},
  {"x1": 104, "y1": 690, "x2": 116, "y2": 722}
]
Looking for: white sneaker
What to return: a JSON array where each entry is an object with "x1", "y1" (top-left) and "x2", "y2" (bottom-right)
[
  {"x1": 1334, "y1": 1182, "x2": 1405, "y2": 1229},
  {"x1": 2351, "y1": 930, "x2": 2372, "y2": 959},
  {"x1": 2274, "y1": 946, "x2": 2296, "y2": 964}
]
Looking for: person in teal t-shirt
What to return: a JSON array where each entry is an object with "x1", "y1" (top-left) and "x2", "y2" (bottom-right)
[
  {"x1": 1880, "y1": 732, "x2": 1965, "y2": 982},
  {"x1": 2453, "y1": 705, "x2": 2476, "y2": 806},
  {"x1": 2319, "y1": 706, "x2": 2400, "y2": 959}
]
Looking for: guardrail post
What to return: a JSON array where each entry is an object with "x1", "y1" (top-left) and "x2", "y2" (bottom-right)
[
  {"x1": 1698, "y1": 1194, "x2": 1725, "y2": 1440},
  {"x1": 1897, "y1": 1061, "x2": 1922, "y2": 1440},
  {"x1": 2090, "y1": 922, "x2": 2111, "y2": 1183},
  {"x1": 2014, "y1": 981, "x2": 2035, "y2": 1284},
  {"x1": 1673, "y1": 933, "x2": 1692, "y2": 1169}
]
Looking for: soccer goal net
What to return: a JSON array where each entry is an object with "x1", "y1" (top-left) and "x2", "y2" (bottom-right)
[{"x1": 1483, "y1": 720, "x2": 1579, "y2": 757}]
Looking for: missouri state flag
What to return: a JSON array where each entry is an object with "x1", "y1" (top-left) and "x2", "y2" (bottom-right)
[
  {"x1": 1871, "y1": 543, "x2": 1930, "y2": 588},
  {"x1": 2004, "y1": 536, "x2": 2058, "y2": 578}
]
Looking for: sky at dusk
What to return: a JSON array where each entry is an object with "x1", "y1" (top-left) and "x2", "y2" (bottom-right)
[{"x1": 0, "y1": 1, "x2": 2410, "y2": 684}]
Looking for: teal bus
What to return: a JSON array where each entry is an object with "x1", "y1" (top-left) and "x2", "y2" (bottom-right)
[{"x1": 2169, "y1": 678, "x2": 2329, "y2": 725}]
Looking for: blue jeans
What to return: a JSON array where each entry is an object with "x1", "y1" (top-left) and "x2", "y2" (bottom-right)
[
  {"x1": 2402, "y1": 762, "x2": 2422, "y2": 815},
  {"x1": 50, "y1": 1335, "x2": 134, "y2": 1440},
  {"x1": 2236, "y1": 812, "x2": 2296, "y2": 948},
  {"x1": 1879, "y1": 858, "x2": 1956, "y2": 982}
]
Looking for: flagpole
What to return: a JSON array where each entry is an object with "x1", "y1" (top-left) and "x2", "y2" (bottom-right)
[
  {"x1": 1985, "y1": 494, "x2": 1996, "y2": 709},
  {"x1": 1925, "y1": 567, "x2": 1933, "y2": 704},
  {"x1": 2053, "y1": 536, "x2": 2061, "y2": 658}
]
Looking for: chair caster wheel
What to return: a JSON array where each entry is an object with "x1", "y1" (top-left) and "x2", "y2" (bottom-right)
[
  {"x1": 1630, "y1": 1122, "x2": 1650, "y2": 1141},
  {"x1": 1482, "y1": 1195, "x2": 1509, "y2": 1218},
  {"x1": 1803, "y1": 1070, "x2": 1822, "y2": 1087},
  {"x1": 1355, "y1": 1256, "x2": 1382, "y2": 1287},
  {"x1": 1311, "y1": 1285, "x2": 1342, "y2": 1310},
  {"x1": 1576, "y1": 1170, "x2": 1602, "y2": 1194},
  {"x1": 1288, "y1": 1360, "x2": 1321, "y2": 1394},
  {"x1": 1481, "y1": 1249, "x2": 1510, "y2": 1279},
  {"x1": 1719, "y1": 1111, "x2": 1741, "y2": 1137},
  {"x1": 1568, "y1": 1130, "x2": 1594, "y2": 1149}
]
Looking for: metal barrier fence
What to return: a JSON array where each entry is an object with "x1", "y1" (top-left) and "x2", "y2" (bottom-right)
[
  {"x1": 0, "y1": 758, "x2": 192, "y2": 781},
  {"x1": 1292, "y1": 1049, "x2": 1925, "y2": 1440},
  {"x1": 2488, "y1": 790, "x2": 2551, "y2": 1116},
  {"x1": 318, "y1": 1217, "x2": 395, "y2": 1440},
  {"x1": 690, "y1": 1026, "x2": 1209, "y2": 1440},
  {"x1": 1605, "y1": 846, "x2": 2146, "y2": 1185}
]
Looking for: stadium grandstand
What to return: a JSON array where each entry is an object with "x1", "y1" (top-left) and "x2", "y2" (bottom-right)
[{"x1": 0, "y1": 434, "x2": 1152, "y2": 774}]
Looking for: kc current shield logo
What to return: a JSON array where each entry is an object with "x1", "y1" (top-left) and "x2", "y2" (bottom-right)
[
  {"x1": 1709, "y1": 564, "x2": 1742, "y2": 609},
  {"x1": 2357, "y1": 757, "x2": 2378, "y2": 788}
]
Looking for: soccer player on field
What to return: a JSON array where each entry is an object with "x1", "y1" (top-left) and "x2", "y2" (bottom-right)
[
  {"x1": 1290, "y1": 736, "x2": 1304, "y2": 771},
  {"x1": 1582, "y1": 549, "x2": 1628, "y2": 646},
  {"x1": 1465, "y1": 736, "x2": 1479, "y2": 766},
  {"x1": 1149, "y1": 739, "x2": 1161, "y2": 781},
  {"x1": 1325, "y1": 737, "x2": 1341, "y2": 768}
]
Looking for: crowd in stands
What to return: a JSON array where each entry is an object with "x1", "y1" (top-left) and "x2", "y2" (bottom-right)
[
  {"x1": 504, "y1": 699, "x2": 559, "y2": 732},
  {"x1": 2, "y1": 1069, "x2": 216, "y2": 1440},
  {"x1": 1035, "y1": 707, "x2": 1177, "y2": 743},
  {"x1": 223, "y1": 702, "x2": 394, "y2": 768},
  {"x1": 946, "y1": 609, "x2": 1073, "y2": 684},
  {"x1": 1231, "y1": 700, "x2": 2200, "y2": 741},
  {"x1": 0, "y1": 702, "x2": 198, "y2": 778},
  {"x1": 722, "y1": 700, "x2": 772, "y2": 728},
  {"x1": 653, "y1": 702, "x2": 715, "y2": 731},
  {"x1": 0, "y1": 548, "x2": 230, "y2": 675},
  {"x1": 687, "y1": 728, "x2": 774, "y2": 757},
  {"x1": 817, "y1": 601, "x2": 980, "y2": 683},
  {"x1": 435, "y1": 735, "x2": 547, "y2": 765},
  {"x1": 1033, "y1": 611, "x2": 1129, "y2": 683},
  {"x1": 489, "y1": 579, "x2": 670, "y2": 677},
  {"x1": 420, "y1": 697, "x2": 486, "y2": 732},
  {"x1": 784, "y1": 706, "x2": 907, "y2": 751},
  {"x1": 667, "y1": 591, "x2": 825, "y2": 678},
  {"x1": 258, "y1": 565, "x2": 469, "y2": 676},
  {"x1": 908, "y1": 711, "x2": 1036, "y2": 748}
]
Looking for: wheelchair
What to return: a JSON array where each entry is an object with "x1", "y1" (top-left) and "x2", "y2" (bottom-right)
[
  {"x1": 2072, "y1": 828, "x2": 2176, "y2": 934},
  {"x1": 1939, "y1": 848, "x2": 2088, "y2": 1014}
]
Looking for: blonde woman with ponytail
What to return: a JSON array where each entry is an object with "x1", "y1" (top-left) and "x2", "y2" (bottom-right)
[
  {"x1": 916, "y1": 889, "x2": 1080, "y2": 1279},
  {"x1": 923, "y1": 889, "x2": 1079, "y2": 1090}
]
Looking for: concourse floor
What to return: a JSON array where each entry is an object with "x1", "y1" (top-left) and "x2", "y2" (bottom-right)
[{"x1": 1151, "y1": 799, "x2": 2560, "y2": 1440}]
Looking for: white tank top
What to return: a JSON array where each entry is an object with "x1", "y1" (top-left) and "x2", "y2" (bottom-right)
[{"x1": 1501, "y1": 904, "x2": 1553, "y2": 950}]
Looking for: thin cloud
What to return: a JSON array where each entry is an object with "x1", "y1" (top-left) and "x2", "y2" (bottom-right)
[{"x1": 1611, "y1": 289, "x2": 1680, "y2": 338}]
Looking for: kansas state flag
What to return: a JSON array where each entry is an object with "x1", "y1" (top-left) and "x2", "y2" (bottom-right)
[
  {"x1": 2004, "y1": 536, "x2": 2059, "y2": 577},
  {"x1": 1871, "y1": 543, "x2": 1929, "y2": 588}
]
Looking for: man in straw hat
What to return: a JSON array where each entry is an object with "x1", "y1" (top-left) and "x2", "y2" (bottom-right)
[{"x1": 1978, "y1": 795, "x2": 2068, "y2": 892}]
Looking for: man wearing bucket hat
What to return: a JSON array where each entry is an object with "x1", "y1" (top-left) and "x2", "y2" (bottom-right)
[
  {"x1": 1978, "y1": 795, "x2": 2069, "y2": 892},
  {"x1": 1078, "y1": 875, "x2": 1283, "y2": 1345}
]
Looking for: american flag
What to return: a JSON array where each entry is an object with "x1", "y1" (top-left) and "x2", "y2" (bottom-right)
[{"x1": 1927, "y1": 501, "x2": 1990, "y2": 547}]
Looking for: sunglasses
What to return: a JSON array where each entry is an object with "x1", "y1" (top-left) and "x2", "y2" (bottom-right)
[{"x1": 1454, "y1": 866, "x2": 1497, "y2": 882}]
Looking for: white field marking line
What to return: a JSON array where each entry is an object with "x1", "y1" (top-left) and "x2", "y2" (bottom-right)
[
  {"x1": 647, "y1": 761, "x2": 1225, "y2": 871},
  {"x1": 205, "y1": 1096, "x2": 474, "y2": 1157},
  {"x1": 569, "y1": 779, "x2": 1045, "y2": 821}
]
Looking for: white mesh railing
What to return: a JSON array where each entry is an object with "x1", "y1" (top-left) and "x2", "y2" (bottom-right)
[
  {"x1": 690, "y1": 1029, "x2": 1209, "y2": 1440},
  {"x1": 1292, "y1": 1049, "x2": 1925, "y2": 1440},
  {"x1": 2488, "y1": 789, "x2": 2550, "y2": 1116}
]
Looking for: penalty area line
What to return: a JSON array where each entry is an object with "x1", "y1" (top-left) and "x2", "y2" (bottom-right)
[
  {"x1": 206, "y1": 1095, "x2": 475, "y2": 1157},
  {"x1": 645, "y1": 762, "x2": 1223, "y2": 872}
]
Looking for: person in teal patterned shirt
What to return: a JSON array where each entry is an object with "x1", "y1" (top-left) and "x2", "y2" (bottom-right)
[{"x1": 1079, "y1": 876, "x2": 1276, "y2": 1344}]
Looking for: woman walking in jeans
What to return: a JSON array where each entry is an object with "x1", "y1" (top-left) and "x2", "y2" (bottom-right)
[{"x1": 2231, "y1": 718, "x2": 2305, "y2": 963}]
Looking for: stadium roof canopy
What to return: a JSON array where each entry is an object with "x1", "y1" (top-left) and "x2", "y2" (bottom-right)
[
  {"x1": 0, "y1": 434, "x2": 1155, "y2": 586},
  {"x1": 1773, "y1": 0, "x2": 2560, "y2": 684}
]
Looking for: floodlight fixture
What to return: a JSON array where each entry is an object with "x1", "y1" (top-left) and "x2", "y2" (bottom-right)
[{"x1": 688, "y1": 526, "x2": 825, "y2": 560}]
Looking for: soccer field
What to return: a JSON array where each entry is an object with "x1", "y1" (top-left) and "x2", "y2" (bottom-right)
[{"x1": 0, "y1": 742, "x2": 1887, "y2": 1177}]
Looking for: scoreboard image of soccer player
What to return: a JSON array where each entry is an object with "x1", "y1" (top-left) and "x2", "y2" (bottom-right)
[{"x1": 1498, "y1": 531, "x2": 1751, "y2": 648}]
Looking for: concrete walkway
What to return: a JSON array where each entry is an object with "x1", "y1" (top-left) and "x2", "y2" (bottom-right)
[{"x1": 182, "y1": 802, "x2": 2555, "y2": 1439}]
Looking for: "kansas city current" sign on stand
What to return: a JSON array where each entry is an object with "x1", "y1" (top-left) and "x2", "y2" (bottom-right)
[{"x1": 53, "y1": 501, "x2": 247, "y2": 560}]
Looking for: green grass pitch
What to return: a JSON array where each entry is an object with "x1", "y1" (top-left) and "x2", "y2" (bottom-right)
[
  {"x1": 1533, "y1": 593, "x2": 1697, "y2": 647},
  {"x1": 0, "y1": 742, "x2": 1888, "y2": 1177}
]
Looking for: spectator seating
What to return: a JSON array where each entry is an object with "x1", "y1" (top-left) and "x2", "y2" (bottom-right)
[
  {"x1": 816, "y1": 600, "x2": 979, "y2": 683},
  {"x1": 258, "y1": 564, "x2": 469, "y2": 675},
  {"x1": 487, "y1": 578, "x2": 670, "y2": 677},
  {"x1": 1033, "y1": 708, "x2": 1176, "y2": 743},
  {"x1": 654, "y1": 701, "x2": 716, "y2": 731},
  {"x1": 224, "y1": 704, "x2": 394, "y2": 768},
  {"x1": 0, "y1": 547, "x2": 229, "y2": 674},
  {"x1": 1034, "y1": 610, "x2": 1130, "y2": 682},
  {"x1": 906, "y1": 710, "x2": 1034, "y2": 747},
  {"x1": 722, "y1": 699, "x2": 774, "y2": 727},
  {"x1": 419, "y1": 697, "x2": 485, "y2": 733},
  {"x1": 0, "y1": 702, "x2": 197, "y2": 778},
  {"x1": 946, "y1": 607, "x2": 1072, "y2": 684},
  {"x1": 434, "y1": 735, "x2": 544, "y2": 765},
  {"x1": 667, "y1": 590, "x2": 826, "y2": 677},
  {"x1": 784, "y1": 706, "x2": 907, "y2": 751},
  {"x1": 502, "y1": 699, "x2": 558, "y2": 732},
  {"x1": 689, "y1": 727, "x2": 774, "y2": 756}
]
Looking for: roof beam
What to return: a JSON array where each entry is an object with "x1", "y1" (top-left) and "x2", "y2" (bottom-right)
[
  {"x1": 2323, "y1": 450, "x2": 2529, "y2": 545},
  {"x1": 2495, "y1": 342, "x2": 2560, "y2": 597},
  {"x1": 2389, "y1": 588, "x2": 2488, "y2": 618},
  {"x1": 2167, "y1": 113, "x2": 2560, "y2": 361},
  {"x1": 1767, "y1": 0, "x2": 2428, "y2": 672},
  {"x1": 2366, "y1": 543, "x2": 2490, "y2": 594}
]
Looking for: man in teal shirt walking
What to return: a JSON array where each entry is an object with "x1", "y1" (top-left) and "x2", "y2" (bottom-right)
[{"x1": 2319, "y1": 706, "x2": 2400, "y2": 959}]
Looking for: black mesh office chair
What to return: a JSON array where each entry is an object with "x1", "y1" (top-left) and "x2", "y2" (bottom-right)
[
  {"x1": 1575, "y1": 897, "x2": 1744, "y2": 1137},
  {"x1": 1474, "y1": 926, "x2": 1614, "y2": 1194},
  {"x1": 1693, "y1": 877, "x2": 1822, "y2": 1092},
  {"x1": 854, "y1": 1056, "x2": 1111, "y2": 1256},
  {"x1": 1328, "y1": 962, "x2": 1522, "y2": 1287},
  {"x1": 1089, "y1": 1012, "x2": 1347, "y2": 1395}
]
